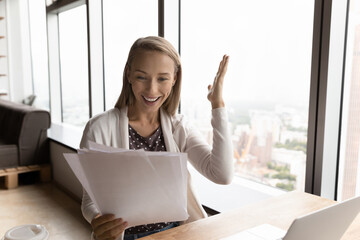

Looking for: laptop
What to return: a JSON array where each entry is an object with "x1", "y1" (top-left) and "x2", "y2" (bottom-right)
[{"x1": 220, "y1": 195, "x2": 360, "y2": 240}]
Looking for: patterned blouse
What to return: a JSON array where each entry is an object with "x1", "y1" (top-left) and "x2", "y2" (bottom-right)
[{"x1": 124, "y1": 124, "x2": 174, "y2": 235}]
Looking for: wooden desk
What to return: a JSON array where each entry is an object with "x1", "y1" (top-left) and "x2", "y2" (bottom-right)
[{"x1": 143, "y1": 191, "x2": 360, "y2": 240}]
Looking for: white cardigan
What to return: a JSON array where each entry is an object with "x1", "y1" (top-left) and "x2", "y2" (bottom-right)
[{"x1": 80, "y1": 106, "x2": 233, "y2": 237}]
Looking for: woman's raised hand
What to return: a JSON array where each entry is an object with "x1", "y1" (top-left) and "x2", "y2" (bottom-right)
[
  {"x1": 207, "y1": 55, "x2": 229, "y2": 109},
  {"x1": 91, "y1": 214, "x2": 128, "y2": 240}
]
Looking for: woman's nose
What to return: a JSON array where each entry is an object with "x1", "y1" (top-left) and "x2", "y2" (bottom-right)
[{"x1": 146, "y1": 79, "x2": 158, "y2": 92}]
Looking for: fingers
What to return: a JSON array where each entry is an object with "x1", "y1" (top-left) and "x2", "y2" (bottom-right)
[
  {"x1": 91, "y1": 214, "x2": 115, "y2": 229},
  {"x1": 91, "y1": 214, "x2": 128, "y2": 240},
  {"x1": 212, "y1": 55, "x2": 229, "y2": 90},
  {"x1": 207, "y1": 55, "x2": 229, "y2": 109},
  {"x1": 216, "y1": 55, "x2": 229, "y2": 83},
  {"x1": 96, "y1": 220, "x2": 128, "y2": 239},
  {"x1": 96, "y1": 218, "x2": 126, "y2": 236}
]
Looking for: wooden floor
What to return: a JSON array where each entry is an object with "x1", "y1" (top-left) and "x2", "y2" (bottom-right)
[{"x1": 0, "y1": 182, "x2": 92, "y2": 239}]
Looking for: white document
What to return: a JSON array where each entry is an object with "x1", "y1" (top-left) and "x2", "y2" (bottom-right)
[
  {"x1": 88, "y1": 141, "x2": 131, "y2": 153},
  {"x1": 64, "y1": 142, "x2": 189, "y2": 227}
]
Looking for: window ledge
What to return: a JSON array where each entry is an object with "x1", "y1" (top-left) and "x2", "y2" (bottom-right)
[
  {"x1": 48, "y1": 122, "x2": 84, "y2": 150},
  {"x1": 188, "y1": 165, "x2": 286, "y2": 213}
]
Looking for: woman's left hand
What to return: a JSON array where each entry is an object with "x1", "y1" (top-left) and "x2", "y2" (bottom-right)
[{"x1": 207, "y1": 55, "x2": 229, "y2": 109}]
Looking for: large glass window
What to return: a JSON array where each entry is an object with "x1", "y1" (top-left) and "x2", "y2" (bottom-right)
[
  {"x1": 103, "y1": 0, "x2": 158, "y2": 110},
  {"x1": 58, "y1": 5, "x2": 89, "y2": 127},
  {"x1": 28, "y1": 0, "x2": 49, "y2": 110},
  {"x1": 338, "y1": 0, "x2": 360, "y2": 200},
  {"x1": 181, "y1": 0, "x2": 315, "y2": 192}
]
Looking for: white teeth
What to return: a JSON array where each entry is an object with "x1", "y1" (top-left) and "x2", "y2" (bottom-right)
[{"x1": 143, "y1": 96, "x2": 159, "y2": 102}]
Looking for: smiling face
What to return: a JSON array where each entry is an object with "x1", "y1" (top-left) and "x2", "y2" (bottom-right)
[{"x1": 127, "y1": 50, "x2": 177, "y2": 115}]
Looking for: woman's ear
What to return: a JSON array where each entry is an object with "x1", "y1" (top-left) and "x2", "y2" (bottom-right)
[
  {"x1": 126, "y1": 65, "x2": 131, "y2": 84},
  {"x1": 172, "y1": 74, "x2": 177, "y2": 86}
]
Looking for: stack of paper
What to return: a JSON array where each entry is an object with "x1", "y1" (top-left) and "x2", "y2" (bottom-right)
[{"x1": 63, "y1": 141, "x2": 189, "y2": 227}]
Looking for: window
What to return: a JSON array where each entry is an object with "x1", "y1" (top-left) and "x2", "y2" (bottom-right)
[
  {"x1": 103, "y1": 0, "x2": 158, "y2": 110},
  {"x1": 181, "y1": 0, "x2": 315, "y2": 192},
  {"x1": 28, "y1": 0, "x2": 49, "y2": 110},
  {"x1": 42, "y1": 0, "x2": 351, "y2": 203},
  {"x1": 338, "y1": 0, "x2": 360, "y2": 200},
  {"x1": 58, "y1": 5, "x2": 89, "y2": 127},
  {"x1": 164, "y1": 0, "x2": 179, "y2": 52}
]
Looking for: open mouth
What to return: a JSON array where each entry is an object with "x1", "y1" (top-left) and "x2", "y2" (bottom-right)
[{"x1": 142, "y1": 96, "x2": 161, "y2": 104}]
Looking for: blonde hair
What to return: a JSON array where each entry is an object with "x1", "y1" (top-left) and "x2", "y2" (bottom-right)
[{"x1": 115, "y1": 36, "x2": 182, "y2": 116}]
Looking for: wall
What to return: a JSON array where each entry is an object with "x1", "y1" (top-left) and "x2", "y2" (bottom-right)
[{"x1": 50, "y1": 141, "x2": 83, "y2": 201}]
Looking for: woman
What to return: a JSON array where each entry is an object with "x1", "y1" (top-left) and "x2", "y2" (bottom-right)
[{"x1": 80, "y1": 36, "x2": 233, "y2": 240}]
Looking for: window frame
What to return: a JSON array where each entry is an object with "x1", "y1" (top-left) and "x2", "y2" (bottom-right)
[{"x1": 46, "y1": 0, "x2": 98, "y2": 123}]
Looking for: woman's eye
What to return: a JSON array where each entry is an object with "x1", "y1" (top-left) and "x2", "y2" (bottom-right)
[
  {"x1": 136, "y1": 76, "x2": 146, "y2": 80},
  {"x1": 158, "y1": 77, "x2": 168, "y2": 81}
]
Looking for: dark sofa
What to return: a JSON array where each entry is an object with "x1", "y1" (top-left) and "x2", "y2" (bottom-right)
[{"x1": 0, "y1": 99, "x2": 51, "y2": 169}]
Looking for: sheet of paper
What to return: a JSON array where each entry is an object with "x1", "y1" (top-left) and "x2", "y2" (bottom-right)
[
  {"x1": 63, "y1": 153, "x2": 99, "y2": 209},
  {"x1": 64, "y1": 144, "x2": 189, "y2": 227},
  {"x1": 88, "y1": 141, "x2": 131, "y2": 153},
  {"x1": 87, "y1": 141, "x2": 188, "y2": 209},
  {"x1": 145, "y1": 152, "x2": 188, "y2": 209},
  {"x1": 87, "y1": 141, "x2": 188, "y2": 207}
]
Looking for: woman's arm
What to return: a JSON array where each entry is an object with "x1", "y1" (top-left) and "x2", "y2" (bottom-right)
[
  {"x1": 184, "y1": 108, "x2": 234, "y2": 185},
  {"x1": 184, "y1": 55, "x2": 234, "y2": 184},
  {"x1": 81, "y1": 189, "x2": 100, "y2": 223}
]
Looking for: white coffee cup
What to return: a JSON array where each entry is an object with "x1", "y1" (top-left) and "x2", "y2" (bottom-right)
[{"x1": 1, "y1": 225, "x2": 49, "y2": 240}]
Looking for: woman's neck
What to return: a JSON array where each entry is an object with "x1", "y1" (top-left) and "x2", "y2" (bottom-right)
[{"x1": 127, "y1": 105, "x2": 160, "y2": 137}]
